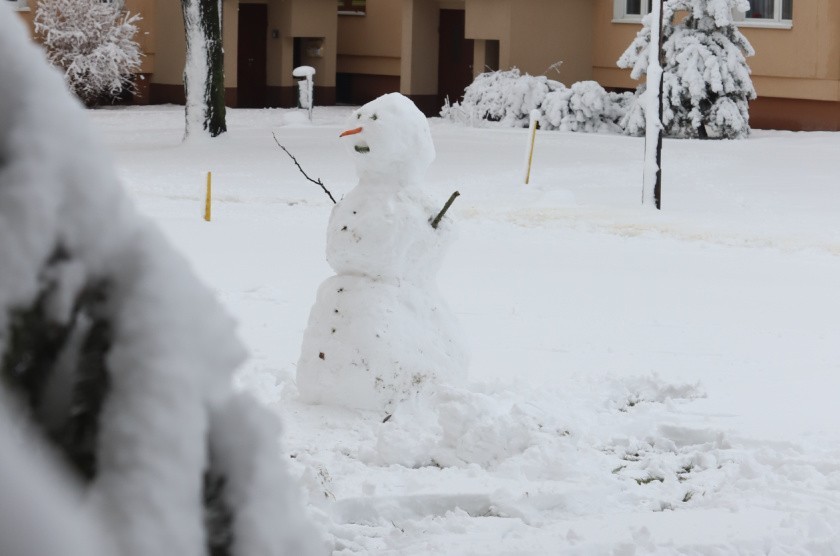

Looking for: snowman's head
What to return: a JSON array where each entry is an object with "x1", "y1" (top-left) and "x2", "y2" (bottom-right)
[{"x1": 339, "y1": 93, "x2": 435, "y2": 184}]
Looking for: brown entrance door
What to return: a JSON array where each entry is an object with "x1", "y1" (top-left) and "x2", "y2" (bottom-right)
[
  {"x1": 237, "y1": 4, "x2": 267, "y2": 108},
  {"x1": 437, "y1": 9, "x2": 474, "y2": 108}
]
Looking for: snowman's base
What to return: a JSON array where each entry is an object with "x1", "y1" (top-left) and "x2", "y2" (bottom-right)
[{"x1": 296, "y1": 274, "x2": 468, "y2": 412}]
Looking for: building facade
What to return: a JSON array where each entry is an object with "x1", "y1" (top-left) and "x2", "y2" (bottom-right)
[{"x1": 11, "y1": 0, "x2": 840, "y2": 130}]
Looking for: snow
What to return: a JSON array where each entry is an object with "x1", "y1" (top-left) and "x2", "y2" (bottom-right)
[
  {"x1": 85, "y1": 102, "x2": 840, "y2": 554},
  {"x1": 293, "y1": 66, "x2": 317, "y2": 78}
]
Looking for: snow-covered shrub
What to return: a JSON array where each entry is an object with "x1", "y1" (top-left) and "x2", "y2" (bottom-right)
[
  {"x1": 441, "y1": 68, "x2": 563, "y2": 128},
  {"x1": 0, "y1": 8, "x2": 323, "y2": 555},
  {"x1": 441, "y1": 69, "x2": 631, "y2": 134},
  {"x1": 34, "y1": 0, "x2": 142, "y2": 105},
  {"x1": 617, "y1": 0, "x2": 756, "y2": 139},
  {"x1": 542, "y1": 81, "x2": 633, "y2": 133}
]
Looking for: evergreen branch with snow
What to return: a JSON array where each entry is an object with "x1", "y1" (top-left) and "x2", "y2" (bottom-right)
[{"x1": 273, "y1": 134, "x2": 337, "y2": 204}]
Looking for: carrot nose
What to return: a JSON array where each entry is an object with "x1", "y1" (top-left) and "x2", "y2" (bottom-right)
[{"x1": 340, "y1": 127, "x2": 363, "y2": 138}]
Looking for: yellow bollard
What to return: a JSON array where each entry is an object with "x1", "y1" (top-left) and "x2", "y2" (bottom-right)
[
  {"x1": 524, "y1": 110, "x2": 539, "y2": 185},
  {"x1": 204, "y1": 171, "x2": 212, "y2": 221}
]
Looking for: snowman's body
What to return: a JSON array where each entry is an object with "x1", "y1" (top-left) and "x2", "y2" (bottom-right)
[{"x1": 297, "y1": 93, "x2": 468, "y2": 411}]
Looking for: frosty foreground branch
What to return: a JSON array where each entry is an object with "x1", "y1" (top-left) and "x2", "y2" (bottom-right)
[{"x1": 273, "y1": 134, "x2": 337, "y2": 204}]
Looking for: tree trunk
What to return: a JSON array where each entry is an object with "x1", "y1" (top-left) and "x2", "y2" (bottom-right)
[
  {"x1": 182, "y1": 0, "x2": 227, "y2": 138},
  {"x1": 642, "y1": 0, "x2": 664, "y2": 210}
]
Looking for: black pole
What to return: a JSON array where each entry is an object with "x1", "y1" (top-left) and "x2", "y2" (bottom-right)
[{"x1": 653, "y1": 0, "x2": 664, "y2": 210}]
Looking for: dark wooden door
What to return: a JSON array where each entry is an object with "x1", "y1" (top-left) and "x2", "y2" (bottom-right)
[
  {"x1": 237, "y1": 4, "x2": 267, "y2": 108},
  {"x1": 437, "y1": 9, "x2": 474, "y2": 108}
]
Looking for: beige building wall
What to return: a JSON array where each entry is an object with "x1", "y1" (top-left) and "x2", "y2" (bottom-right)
[
  {"x1": 745, "y1": 1, "x2": 840, "y2": 101},
  {"x1": 337, "y1": 0, "x2": 402, "y2": 77},
  {"x1": 466, "y1": 0, "x2": 511, "y2": 72},
  {"x1": 278, "y1": 0, "x2": 337, "y2": 90},
  {"x1": 466, "y1": 0, "x2": 593, "y2": 85},
  {"x1": 152, "y1": 0, "x2": 186, "y2": 87},
  {"x1": 593, "y1": 0, "x2": 840, "y2": 102},
  {"x1": 400, "y1": 0, "x2": 440, "y2": 99}
]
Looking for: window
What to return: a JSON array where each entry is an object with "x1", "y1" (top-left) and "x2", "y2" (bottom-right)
[
  {"x1": 614, "y1": 0, "x2": 792, "y2": 26},
  {"x1": 6, "y1": 0, "x2": 29, "y2": 10},
  {"x1": 613, "y1": 0, "x2": 650, "y2": 22},
  {"x1": 737, "y1": 0, "x2": 793, "y2": 24},
  {"x1": 337, "y1": 0, "x2": 365, "y2": 15}
]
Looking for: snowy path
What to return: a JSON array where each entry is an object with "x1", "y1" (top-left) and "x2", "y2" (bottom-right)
[{"x1": 94, "y1": 106, "x2": 840, "y2": 554}]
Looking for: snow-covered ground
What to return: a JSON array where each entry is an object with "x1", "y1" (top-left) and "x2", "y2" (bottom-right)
[{"x1": 93, "y1": 104, "x2": 840, "y2": 554}]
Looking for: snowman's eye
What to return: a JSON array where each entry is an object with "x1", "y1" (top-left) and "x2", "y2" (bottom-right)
[
  {"x1": 356, "y1": 113, "x2": 361, "y2": 120},
  {"x1": 371, "y1": 114, "x2": 378, "y2": 121}
]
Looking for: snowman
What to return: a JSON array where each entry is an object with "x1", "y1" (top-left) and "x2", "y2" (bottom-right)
[{"x1": 296, "y1": 93, "x2": 468, "y2": 412}]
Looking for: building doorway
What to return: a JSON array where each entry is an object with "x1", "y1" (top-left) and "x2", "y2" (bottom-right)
[
  {"x1": 237, "y1": 4, "x2": 267, "y2": 107},
  {"x1": 437, "y1": 9, "x2": 474, "y2": 108}
]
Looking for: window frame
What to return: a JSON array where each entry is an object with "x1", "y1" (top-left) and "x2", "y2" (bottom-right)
[
  {"x1": 613, "y1": 0, "x2": 792, "y2": 28},
  {"x1": 612, "y1": 0, "x2": 650, "y2": 23},
  {"x1": 337, "y1": 0, "x2": 365, "y2": 16},
  {"x1": 6, "y1": 0, "x2": 30, "y2": 11},
  {"x1": 734, "y1": 0, "x2": 793, "y2": 29}
]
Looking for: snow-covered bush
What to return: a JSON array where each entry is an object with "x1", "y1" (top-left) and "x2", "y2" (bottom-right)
[
  {"x1": 0, "y1": 8, "x2": 323, "y2": 555},
  {"x1": 34, "y1": 0, "x2": 142, "y2": 105},
  {"x1": 617, "y1": 0, "x2": 756, "y2": 139},
  {"x1": 441, "y1": 68, "x2": 563, "y2": 128},
  {"x1": 441, "y1": 69, "x2": 631, "y2": 134},
  {"x1": 542, "y1": 81, "x2": 633, "y2": 133}
]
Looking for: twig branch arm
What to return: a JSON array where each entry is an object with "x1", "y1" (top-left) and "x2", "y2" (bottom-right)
[
  {"x1": 431, "y1": 191, "x2": 460, "y2": 229},
  {"x1": 272, "y1": 133, "x2": 337, "y2": 204}
]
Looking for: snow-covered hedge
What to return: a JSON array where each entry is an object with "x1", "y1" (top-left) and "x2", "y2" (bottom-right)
[
  {"x1": 441, "y1": 68, "x2": 632, "y2": 134},
  {"x1": 543, "y1": 81, "x2": 634, "y2": 133},
  {"x1": 441, "y1": 69, "x2": 562, "y2": 127}
]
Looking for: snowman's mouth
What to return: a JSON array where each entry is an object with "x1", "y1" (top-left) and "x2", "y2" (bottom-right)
[{"x1": 355, "y1": 143, "x2": 370, "y2": 154}]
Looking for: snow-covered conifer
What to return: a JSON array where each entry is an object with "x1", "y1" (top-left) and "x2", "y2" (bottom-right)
[
  {"x1": 1, "y1": 8, "x2": 323, "y2": 554},
  {"x1": 618, "y1": 0, "x2": 756, "y2": 139},
  {"x1": 34, "y1": 0, "x2": 142, "y2": 106}
]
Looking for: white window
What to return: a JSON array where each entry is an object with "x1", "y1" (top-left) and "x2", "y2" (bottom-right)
[
  {"x1": 6, "y1": 0, "x2": 29, "y2": 10},
  {"x1": 613, "y1": 0, "x2": 650, "y2": 22},
  {"x1": 614, "y1": 0, "x2": 793, "y2": 26},
  {"x1": 734, "y1": 0, "x2": 793, "y2": 27}
]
